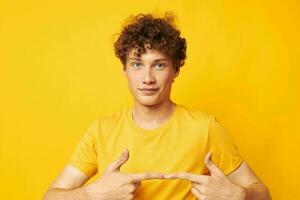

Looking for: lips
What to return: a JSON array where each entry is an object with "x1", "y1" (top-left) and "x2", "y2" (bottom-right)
[
  {"x1": 139, "y1": 88, "x2": 159, "y2": 90},
  {"x1": 138, "y1": 87, "x2": 159, "y2": 95}
]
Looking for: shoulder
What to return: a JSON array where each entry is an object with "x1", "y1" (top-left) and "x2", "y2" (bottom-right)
[
  {"x1": 177, "y1": 104, "x2": 215, "y2": 124},
  {"x1": 176, "y1": 104, "x2": 218, "y2": 133},
  {"x1": 92, "y1": 107, "x2": 129, "y2": 131}
]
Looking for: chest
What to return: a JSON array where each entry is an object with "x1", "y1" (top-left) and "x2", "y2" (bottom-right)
[{"x1": 96, "y1": 122, "x2": 210, "y2": 177}]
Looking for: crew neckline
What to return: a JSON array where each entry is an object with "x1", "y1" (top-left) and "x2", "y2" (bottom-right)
[{"x1": 127, "y1": 103, "x2": 179, "y2": 136}]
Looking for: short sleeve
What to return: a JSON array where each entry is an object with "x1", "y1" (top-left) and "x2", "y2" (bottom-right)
[
  {"x1": 207, "y1": 116, "x2": 243, "y2": 176},
  {"x1": 68, "y1": 120, "x2": 99, "y2": 177}
]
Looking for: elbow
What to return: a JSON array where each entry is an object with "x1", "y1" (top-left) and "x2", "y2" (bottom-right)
[
  {"x1": 255, "y1": 182, "x2": 272, "y2": 200},
  {"x1": 263, "y1": 185, "x2": 272, "y2": 200},
  {"x1": 42, "y1": 187, "x2": 57, "y2": 200},
  {"x1": 243, "y1": 182, "x2": 272, "y2": 200},
  {"x1": 42, "y1": 190, "x2": 50, "y2": 200}
]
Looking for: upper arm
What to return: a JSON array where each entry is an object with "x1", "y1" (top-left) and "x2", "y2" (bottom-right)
[
  {"x1": 48, "y1": 165, "x2": 91, "y2": 190},
  {"x1": 208, "y1": 116, "x2": 244, "y2": 176},
  {"x1": 227, "y1": 161, "x2": 262, "y2": 187},
  {"x1": 47, "y1": 120, "x2": 100, "y2": 190}
]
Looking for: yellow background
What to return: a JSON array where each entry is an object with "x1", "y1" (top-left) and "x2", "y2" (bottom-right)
[{"x1": 0, "y1": 0, "x2": 299, "y2": 199}]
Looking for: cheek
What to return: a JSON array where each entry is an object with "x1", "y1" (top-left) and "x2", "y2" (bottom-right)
[
  {"x1": 159, "y1": 75, "x2": 174, "y2": 87},
  {"x1": 127, "y1": 75, "x2": 139, "y2": 88}
]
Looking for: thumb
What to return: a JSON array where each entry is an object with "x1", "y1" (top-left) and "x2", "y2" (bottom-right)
[
  {"x1": 204, "y1": 151, "x2": 224, "y2": 177},
  {"x1": 106, "y1": 148, "x2": 129, "y2": 172}
]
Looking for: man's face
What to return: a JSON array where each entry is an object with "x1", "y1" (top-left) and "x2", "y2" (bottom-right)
[{"x1": 123, "y1": 48, "x2": 179, "y2": 106}]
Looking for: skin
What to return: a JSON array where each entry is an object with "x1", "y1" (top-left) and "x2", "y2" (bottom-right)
[
  {"x1": 166, "y1": 152, "x2": 247, "y2": 200},
  {"x1": 43, "y1": 149, "x2": 166, "y2": 200},
  {"x1": 84, "y1": 148, "x2": 165, "y2": 200},
  {"x1": 123, "y1": 46, "x2": 179, "y2": 130},
  {"x1": 42, "y1": 47, "x2": 272, "y2": 200}
]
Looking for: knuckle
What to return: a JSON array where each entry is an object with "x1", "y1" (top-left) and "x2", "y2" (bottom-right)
[
  {"x1": 134, "y1": 181, "x2": 141, "y2": 187},
  {"x1": 128, "y1": 185, "x2": 136, "y2": 192},
  {"x1": 191, "y1": 182, "x2": 198, "y2": 188},
  {"x1": 127, "y1": 175, "x2": 136, "y2": 183},
  {"x1": 200, "y1": 186, "x2": 207, "y2": 194},
  {"x1": 191, "y1": 187, "x2": 197, "y2": 194},
  {"x1": 127, "y1": 194, "x2": 134, "y2": 199},
  {"x1": 191, "y1": 188, "x2": 200, "y2": 199}
]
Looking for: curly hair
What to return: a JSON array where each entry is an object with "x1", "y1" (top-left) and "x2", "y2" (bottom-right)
[{"x1": 113, "y1": 12, "x2": 187, "y2": 72}]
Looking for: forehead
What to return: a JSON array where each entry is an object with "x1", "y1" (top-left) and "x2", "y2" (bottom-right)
[{"x1": 126, "y1": 48, "x2": 170, "y2": 61}]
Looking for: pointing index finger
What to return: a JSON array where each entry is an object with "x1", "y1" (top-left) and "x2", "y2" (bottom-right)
[
  {"x1": 165, "y1": 172, "x2": 209, "y2": 183},
  {"x1": 129, "y1": 172, "x2": 166, "y2": 182}
]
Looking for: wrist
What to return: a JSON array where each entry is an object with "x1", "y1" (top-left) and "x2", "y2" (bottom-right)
[
  {"x1": 239, "y1": 187, "x2": 247, "y2": 200},
  {"x1": 233, "y1": 183, "x2": 246, "y2": 200}
]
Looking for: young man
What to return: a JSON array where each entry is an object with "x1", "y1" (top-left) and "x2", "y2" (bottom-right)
[{"x1": 43, "y1": 12, "x2": 272, "y2": 200}]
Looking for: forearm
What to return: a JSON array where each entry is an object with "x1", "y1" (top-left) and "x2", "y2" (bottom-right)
[
  {"x1": 42, "y1": 186, "x2": 89, "y2": 200},
  {"x1": 241, "y1": 182, "x2": 272, "y2": 200}
]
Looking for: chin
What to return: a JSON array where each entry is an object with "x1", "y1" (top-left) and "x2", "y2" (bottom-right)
[{"x1": 135, "y1": 96, "x2": 161, "y2": 107}]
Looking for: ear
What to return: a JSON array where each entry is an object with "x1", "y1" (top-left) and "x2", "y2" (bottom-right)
[
  {"x1": 174, "y1": 68, "x2": 180, "y2": 78},
  {"x1": 122, "y1": 67, "x2": 127, "y2": 76}
]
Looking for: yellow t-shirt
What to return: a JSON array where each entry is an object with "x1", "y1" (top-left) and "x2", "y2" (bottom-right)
[{"x1": 68, "y1": 104, "x2": 243, "y2": 199}]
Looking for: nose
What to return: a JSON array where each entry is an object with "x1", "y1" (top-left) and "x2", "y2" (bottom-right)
[{"x1": 142, "y1": 67, "x2": 156, "y2": 84}]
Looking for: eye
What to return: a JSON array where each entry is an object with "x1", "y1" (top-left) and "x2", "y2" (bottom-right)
[
  {"x1": 131, "y1": 62, "x2": 142, "y2": 69},
  {"x1": 155, "y1": 63, "x2": 166, "y2": 70}
]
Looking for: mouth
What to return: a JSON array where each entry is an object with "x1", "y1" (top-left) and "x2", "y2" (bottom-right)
[{"x1": 138, "y1": 88, "x2": 159, "y2": 95}]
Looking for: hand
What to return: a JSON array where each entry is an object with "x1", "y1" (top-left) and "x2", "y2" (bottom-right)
[
  {"x1": 84, "y1": 148, "x2": 166, "y2": 200},
  {"x1": 165, "y1": 152, "x2": 245, "y2": 200}
]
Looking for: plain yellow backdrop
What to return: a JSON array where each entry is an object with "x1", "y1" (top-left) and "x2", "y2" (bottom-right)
[{"x1": 0, "y1": 0, "x2": 299, "y2": 199}]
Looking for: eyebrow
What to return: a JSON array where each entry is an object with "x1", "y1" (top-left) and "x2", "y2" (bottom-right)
[{"x1": 128, "y1": 57, "x2": 168, "y2": 62}]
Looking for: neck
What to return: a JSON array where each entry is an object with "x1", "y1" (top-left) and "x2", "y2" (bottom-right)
[{"x1": 131, "y1": 99, "x2": 176, "y2": 130}]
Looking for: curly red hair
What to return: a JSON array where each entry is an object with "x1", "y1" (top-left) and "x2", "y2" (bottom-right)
[{"x1": 113, "y1": 12, "x2": 187, "y2": 72}]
